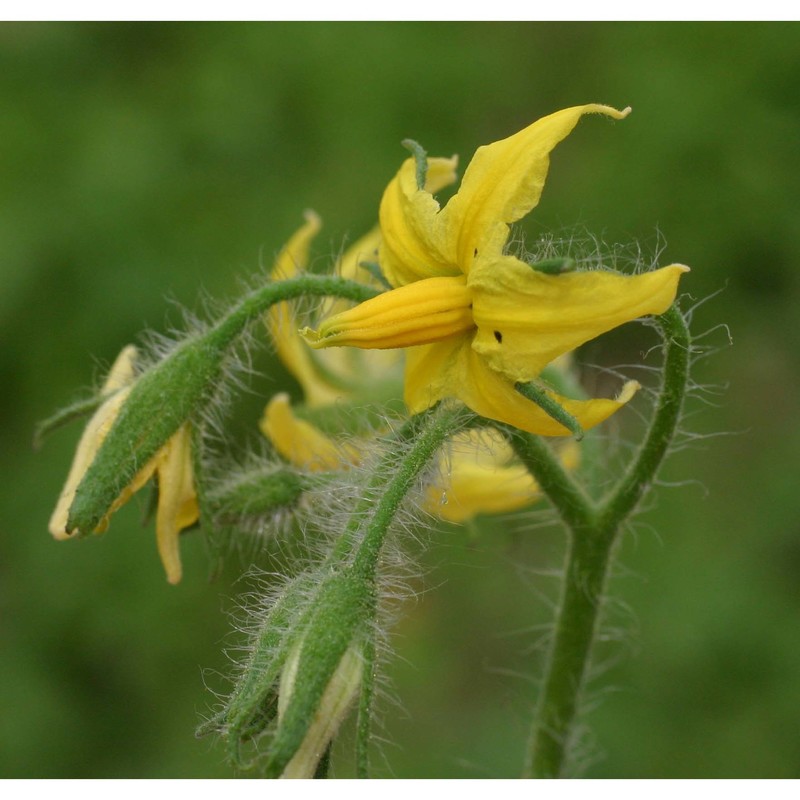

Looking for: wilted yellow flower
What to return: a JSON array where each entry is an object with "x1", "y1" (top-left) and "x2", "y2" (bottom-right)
[
  {"x1": 49, "y1": 346, "x2": 198, "y2": 584},
  {"x1": 303, "y1": 105, "x2": 689, "y2": 436}
]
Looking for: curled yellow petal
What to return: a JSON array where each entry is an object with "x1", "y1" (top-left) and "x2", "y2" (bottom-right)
[
  {"x1": 303, "y1": 276, "x2": 474, "y2": 350},
  {"x1": 267, "y1": 213, "x2": 344, "y2": 408},
  {"x1": 336, "y1": 227, "x2": 382, "y2": 284},
  {"x1": 423, "y1": 430, "x2": 543, "y2": 522},
  {"x1": 379, "y1": 154, "x2": 461, "y2": 288},
  {"x1": 471, "y1": 261, "x2": 690, "y2": 383},
  {"x1": 442, "y1": 104, "x2": 631, "y2": 267},
  {"x1": 270, "y1": 210, "x2": 322, "y2": 283},
  {"x1": 260, "y1": 393, "x2": 359, "y2": 471},
  {"x1": 153, "y1": 424, "x2": 199, "y2": 585}
]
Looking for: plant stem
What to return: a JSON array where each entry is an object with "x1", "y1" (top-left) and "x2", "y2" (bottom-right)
[
  {"x1": 525, "y1": 521, "x2": 615, "y2": 778},
  {"x1": 338, "y1": 404, "x2": 468, "y2": 777},
  {"x1": 509, "y1": 305, "x2": 691, "y2": 777},
  {"x1": 209, "y1": 274, "x2": 380, "y2": 350}
]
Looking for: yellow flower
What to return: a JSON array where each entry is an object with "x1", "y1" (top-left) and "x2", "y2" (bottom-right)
[
  {"x1": 49, "y1": 346, "x2": 198, "y2": 584},
  {"x1": 262, "y1": 216, "x2": 578, "y2": 520},
  {"x1": 303, "y1": 105, "x2": 689, "y2": 436},
  {"x1": 261, "y1": 213, "x2": 401, "y2": 466}
]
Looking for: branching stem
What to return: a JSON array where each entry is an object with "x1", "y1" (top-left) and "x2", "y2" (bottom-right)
[{"x1": 505, "y1": 305, "x2": 691, "y2": 778}]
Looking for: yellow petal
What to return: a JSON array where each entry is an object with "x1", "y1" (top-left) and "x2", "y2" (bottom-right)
[
  {"x1": 153, "y1": 425, "x2": 199, "y2": 585},
  {"x1": 270, "y1": 210, "x2": 322, "y2": 283},
  {"x1": 260, "y1": 393, "x2": 359, "y2": 471},
  {"x1": 49, "y1": 346, "x2": 144, "y2": 539},
  {"x1": 102, "y1": 345, "x2": 138, "y2": 392},
  {"x1": 379, "y1": 155, "x2": 460, "y2": 288},
  {"x1": 471, "y1": 260, "x2": 689, "y2": 383},
  {"x1": 303, "y1": 276, "x2": 473, "y2": 350},
  {"x1": 441, "y1": 104, "x2": 631, "y2": 269},
  {"x1": 405, "y1": 337, "x2": 639, "y2": 437},
  {"x1": 279, "y1": 642, "x2": 363, "y2": 779},
  {"x1": 314, "y1": 225, "x2": 386, "y2": 383},
  {"x1": 49, "y1": 386, "x2": 134, "y2": 539},
  {"x1": 267, "y1": 213, "x2": 344, "y2": 408},
  {"x1": 403, "y1": 337, "x2": 470, "y2": 414},
  {"x1": 423, "y1": 430, "x2": 542, "y2": 522}
]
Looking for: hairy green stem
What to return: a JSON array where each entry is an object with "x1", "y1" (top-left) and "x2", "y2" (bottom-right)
[
  {"x1": 334, "y1": 405, "x2": 467, "y2": 776},
  {"x1": 508, "y1": 305, "x2": 690, "y2": 778},
  {"x1": 210, "y1": 274, "x2": 380, "y2": 350}
]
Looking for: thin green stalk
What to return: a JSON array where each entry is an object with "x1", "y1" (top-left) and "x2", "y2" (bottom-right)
[
  {"x1": 355, "y1": 634, "x2": 377, "y2": 779},
  {"x1": 597, "y1": 306, "x2": 692, "y2": 527},
  {"x1": 209, "y1": 274, "x2": 379, "y2": 350},
  {"x1": 324, "y1": 406, "x2": 466, "y2": 568},
  {"x1": 335, "y1": 405, "x2": 467, "y2": 776},
  {"x1": 509, "y1": 305, "x2": 690, "y2": 778},
  {"x1": 504, "y1": 428, "x2": 595, "y2": 531}
]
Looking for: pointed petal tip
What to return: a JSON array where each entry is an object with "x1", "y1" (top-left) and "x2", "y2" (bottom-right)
[
  {"x1": 617, "y1": 380, "x2": 641, "y2": 404},
  {"x1": 165, "y1": 570, "x2": 182, "y2": 585},
  {"x1": 591, "y1": 104, "x2": 632, "y2": 120},
  {"x1": 49, "y1": 521, "x2": 73, "y2": 541},
  {"x1": 302, "y1": 208, "x2": 322, "y2": 229}
]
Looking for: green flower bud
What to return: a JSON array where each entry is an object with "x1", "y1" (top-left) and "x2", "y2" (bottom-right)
[
  {"x1": 278, "y1": 639, "x2": 363, "y2": 779},
  {"x1": 264, "y1": 568, "x2": 372, "y2": 778},
  {"x1": 66, "y1": 331, "x2": 228, "y2": 538},
  {"x1": 202, "y1": 564, "x2": 374, "y2": 777}
]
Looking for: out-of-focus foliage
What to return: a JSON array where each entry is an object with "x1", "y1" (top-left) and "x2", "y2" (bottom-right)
[{"x1": 1, "y1": 22, "x2": 799, "y2": 778}]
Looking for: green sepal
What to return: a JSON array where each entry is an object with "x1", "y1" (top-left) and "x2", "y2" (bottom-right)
[
  {"x1": 401, "y1": 138, "x2": 428, "y2": 190},
  {"x1": 516, "y1": 380, "x2": 584, "y2": 441},
  {"x1": 196, "y1": 572, "x2": 313, "y2": 765},
  {"x1": 358, "y1": 260, "x2": 393, "y2": 290},
  {"x1": 527, "y1": 257, "x2": 576, "y2": 275},
  {"x1": 67, "y1": 332, "x2": 228, "y2": 536},
  {"x1": 33, "y1": 393, "x2": 104, "y2": 450}
]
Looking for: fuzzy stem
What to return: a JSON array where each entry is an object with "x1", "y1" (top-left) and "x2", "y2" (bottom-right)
[
  {"x1": 327, "y1": 406, "x2": 466, "y2": 569},
  {"x1": 597, "y1": 306, "x2": 692, "y2": 526},
  {"x1": 334, "y1": 405, "x2": 467, "y2": 776},
  {"x1": 508, "y1": 305, "x2": 690, "y2": 778},
  {"x1": 355, "y1": 635, "x2": 377, "y2": 779},
  {"x1": 525, "y1": 521, "x2": 614, "y2": 778},
  {"x1": 208, "y1": 274, "x2": 379, "y2": 351}
]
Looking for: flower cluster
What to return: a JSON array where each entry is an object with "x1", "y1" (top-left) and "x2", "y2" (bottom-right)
[{"x1": 44, "y1": 104, "x2": 689, "y2": 778}]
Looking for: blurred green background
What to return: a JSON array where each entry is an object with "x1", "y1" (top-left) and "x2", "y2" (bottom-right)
[{"x1": 2, "y1": 21, "x2": 799, "y2": 778}]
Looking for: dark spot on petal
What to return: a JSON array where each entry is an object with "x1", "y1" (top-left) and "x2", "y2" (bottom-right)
[
  {"x1": 474, "y1": 248, "x2": 478, "y2": 257},
  {"x1": 494, "y1": 330, "x2": 503, "y2": 343}
]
